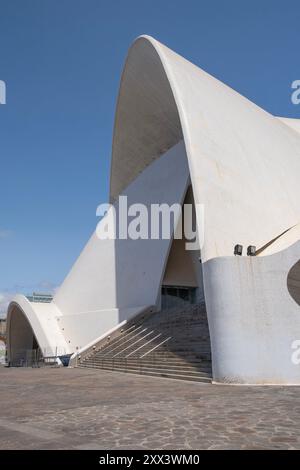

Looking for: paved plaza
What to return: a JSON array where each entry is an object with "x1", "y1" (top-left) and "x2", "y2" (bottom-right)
[{"x1": 0, "y1": 366, "x2": 300, "y2": 450}]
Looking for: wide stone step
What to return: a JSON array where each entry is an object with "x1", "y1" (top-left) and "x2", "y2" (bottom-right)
[
  {"x1": 81, "y1": 361, "x2": 212, "y2": 375},
  {"x1": 147, "y1": 322, "x2": 208, "y2": 330},
  {"x1": 161, "y1": 341, "x2": 210, "y2": 347},
  {"x1": 76, "y1": 303, "x2": 212, "y2": 384},
  {"x1": 78, "y1": 364, "x2": 212, "y2": 383},
  {"x1": 81, "y1": 366, "x2": 212, "y2": 378},
  {"x1": 85, "y1": 350, "x2": 210, "y2": 359},
  {"x1": 82, "y1": 359, "x2": 212, "y2": 371},
  {"x1": 91, "y1": 351, "x2": 211, "y2": 361},
  {"x1": 161, "y1": 351, "x2": 211, "y2": 358},
  {"x1": 81, "y1": 358, "x2": 212, "y2": 373},
  {"x1": 153, "y1": 352, "x2": 211, "y2": 360}
]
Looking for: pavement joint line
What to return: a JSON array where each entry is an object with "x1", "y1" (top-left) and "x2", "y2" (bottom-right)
[
  {"x1": 74, "y1": 442, "x2": 106, "y2": 450},
  {"x1": 0, "y1": 418, "x2": 63, "y2": 441}
]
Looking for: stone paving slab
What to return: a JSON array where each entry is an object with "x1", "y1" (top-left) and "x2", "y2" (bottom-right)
[{"x1": 0, "y1": 366, "x2": 300, "y2": 449}]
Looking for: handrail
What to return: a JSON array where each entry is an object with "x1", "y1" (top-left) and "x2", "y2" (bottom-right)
[
  {"x1": 96, "y1": 324, "x2": 142, "y2": 355},
  {"x1": 98, "y1": 325, "x2": 144, "y2": 356},
  {"x1": 112, "y1": 330, "x2": 154, "y2": 357},
  {"x1": 70, "y1": 305, "x2": 156, "y2": 366},
  {"x1": 140, "y1": 336, "x2": 172, "y2": 358},
  {"x1": 126, "y1": 333, "x2": 162, "y2": 358},
  {"x1": 75, "y1": 302, "x2": 212, "y2": 378},
  {"x1": 105, "y1": 328, "x2": 149, "y2": 357}
]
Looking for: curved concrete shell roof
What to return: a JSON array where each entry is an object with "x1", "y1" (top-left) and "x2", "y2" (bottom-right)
[
  {"x1": 110, "y1": 35, "x2": 300, "y2": 262},
  {"x1": 6, "y1": 36, "x2": 300, "y2": 384},
  {"x1": 110, "y1": 37, "x2": 183, "y2": 202}
]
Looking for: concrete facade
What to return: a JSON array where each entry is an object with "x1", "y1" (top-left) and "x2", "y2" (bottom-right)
[{"x1": 6, "y1": 36, "x2": 300, "y2": 384}]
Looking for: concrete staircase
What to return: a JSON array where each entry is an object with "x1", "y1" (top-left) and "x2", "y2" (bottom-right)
[{"x1": 77, "y1": 302, "x2": 212, "y2": 383}]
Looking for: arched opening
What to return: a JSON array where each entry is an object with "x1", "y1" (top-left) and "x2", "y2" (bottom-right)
[
  {"x1": 8, "y1": 306, "x2": 40, "y2": 366},
  {"x1": 287, "y1": 260, "x2": 300, "y2": 306}
]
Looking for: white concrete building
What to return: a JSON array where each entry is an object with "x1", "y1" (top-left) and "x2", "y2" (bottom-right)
[{"x1": 6, "y1": 36, "x2": 300, "y2": 384}]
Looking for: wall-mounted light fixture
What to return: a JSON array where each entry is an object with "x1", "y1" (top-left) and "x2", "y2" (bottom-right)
[
  {"x1": 247, "y1": 245, "x2": 256, "y2": 256},
  {"x1": 234, "y1": 244, "x2": 243, "y2": 256}
]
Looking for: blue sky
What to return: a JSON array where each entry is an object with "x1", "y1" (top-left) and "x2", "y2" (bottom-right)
[{"x1": 0, "y1": 0, "x2": 299, "y2": 314}]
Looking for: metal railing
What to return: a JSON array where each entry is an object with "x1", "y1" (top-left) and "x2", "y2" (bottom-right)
[
  {"x1": 72, "y1": 305, "x2": 156, "y2": 367},
  {"x1": 7, "y1": 348, "x2": 71, "y2": 368},
  {"x1": 83, "y1": 347, "x2": 191, "y2": 375},
  {"x1": 78, "y1": 301, "x2": 211, "y2": 374},
  {"x1": 26, "y1": 293, "x2": 53, "y2": 303}
]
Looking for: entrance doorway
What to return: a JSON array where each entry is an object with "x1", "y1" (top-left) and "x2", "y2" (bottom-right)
[{"x1": 161, "y1": 285, "x2": 196, "y2": 309}]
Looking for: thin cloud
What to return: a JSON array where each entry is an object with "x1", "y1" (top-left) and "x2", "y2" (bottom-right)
[{"x1": 0, "y1": 229, "x2": 12, "y2": 239}]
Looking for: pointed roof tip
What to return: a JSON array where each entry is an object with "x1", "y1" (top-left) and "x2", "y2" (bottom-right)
[
  {"x1": 135, "y1": 34, "x2": 157, "y2": 42},
  {"x1": 132, "y1": 34, "x2": 166, "y2": 50}
]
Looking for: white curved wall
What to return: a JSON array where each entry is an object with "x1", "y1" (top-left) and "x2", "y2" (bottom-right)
[
  {"x1": 7, "y1": 295, "x2": 69, "y2": 359},
  {"x1": 278, "y1": 117, "x2": 300, "y2": 134},
  {"x1": 52, "y1": 141, "x2": 189, "y2": 350},
  {"x1": 110, "y1": 36, "x2": 300, "y2": 263},
  {"x1": 204, "y1": 242, "x2": 300, "y2": 384}
]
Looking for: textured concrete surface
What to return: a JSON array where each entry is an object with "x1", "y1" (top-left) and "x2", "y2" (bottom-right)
[{"x1": 1, "y1": 366, "x2": 300, "y2": 450}]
